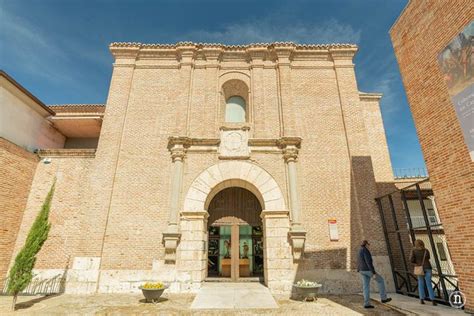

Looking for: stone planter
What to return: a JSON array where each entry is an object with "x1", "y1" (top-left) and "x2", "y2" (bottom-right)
[
  {"x1": 292, "y1": 284, "x2": 322, "y2": 301},
  {"x1": 139, "y1": 285, "x2": 168, "y2": 303}
]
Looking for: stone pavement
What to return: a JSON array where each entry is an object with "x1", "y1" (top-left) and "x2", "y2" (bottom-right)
[
  {"x1": 0, "y1": 292, "x2": 403, "y2": 315},
  {"x1": 370, "y1": 293, "x2": 467, "y2": 316},
  {"x1": 191, "y1": 282, "x2": 278, "y2": 309}
]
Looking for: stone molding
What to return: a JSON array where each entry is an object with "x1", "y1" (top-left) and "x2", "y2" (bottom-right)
[
  {"x1": 163, "y1": 230, "x2": 181, "y2": 264},
  {"x1": 180, "y1": 210, "x2": 209, "y2": 220},
  {"x1": 109, "y1": 42, "x2": 358, "y2": 65},
  {"x1": 168, "y1": 135, "x2": 302, "y2": 157},
  {"x1": 37, "y1": 149, "x2": 96, "y2": 158},
  {"x1": 168, "y1": 136, "x2": 220, "y2": 148},
  {"x1": 359, "y1": 92, "x2": 383, "y2": 101},
  {"x1": 260, "y1": 210, "x2": 290, "y2": 219},
  {"x1": 183, "y1": 161, "x2": 286, "y2": 212},
  {"x1": 288, "y1": 228, "x2": 307, "y2": 261}
]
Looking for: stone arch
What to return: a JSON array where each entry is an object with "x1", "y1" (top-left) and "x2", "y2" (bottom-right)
[
  {"x1": 219, "y1": 72, "x2": 251, "y2": 124},
  {"x1": 219, "y1": 71, "x2": 250, "y2": 88},
  {"x1": 183, "y1": 161, "x2": 286, "y2": 212}
]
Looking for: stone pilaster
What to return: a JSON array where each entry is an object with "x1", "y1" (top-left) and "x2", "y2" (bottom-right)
[
  {"x1": 177, "y1": 211, "x2": 209, "y2": 292},
  {"x1": 261, "y1": 210, "x2": 294, "y2": 295},
  {"x1": 163, "y1": 137, "x2": 189, "y2": 263},
  {"x1": 280, "y1": 137, "x2": 306, "y2": 260},
  {"x1": 275, "y1": 44, "x2": 297, "y2": 136},
  {"x1": 249, "y1": 47, "x2": 266, "y2": 135}
]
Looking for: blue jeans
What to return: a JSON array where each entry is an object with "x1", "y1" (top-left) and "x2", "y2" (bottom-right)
[
  {"x1": 418, "y1": 269, "x2": 435, "y2": 300},
  {"x1": 360, "y1": 271, "x2": 387, "y2": 306}
]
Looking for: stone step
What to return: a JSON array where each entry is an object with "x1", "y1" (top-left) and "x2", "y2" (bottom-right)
[{"x1": 205, "y1": 277, "x2": 263, "y2": 283}]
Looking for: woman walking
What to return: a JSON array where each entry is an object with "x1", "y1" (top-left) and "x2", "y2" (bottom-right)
[{"x1": 410, "y1": 239, "x2": 437, "y2": 306}]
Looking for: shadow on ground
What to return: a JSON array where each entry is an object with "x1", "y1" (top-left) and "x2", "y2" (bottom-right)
[
  {"x1": 323, "y1": 295, "x2": 404, "y2": 316},
  {"x1": 14, "y1": 294, "x2": 60, "y2": 311},
  {"x1": 138, "y1": 297, "x2": 169, "y2": 304}
]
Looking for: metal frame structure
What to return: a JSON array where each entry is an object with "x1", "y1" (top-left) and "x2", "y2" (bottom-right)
[{"x1": 375, "y1": 178, "x2": 459, "y2": 305}]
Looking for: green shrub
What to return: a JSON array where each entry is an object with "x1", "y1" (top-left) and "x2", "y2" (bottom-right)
[{"x1": 7, "y1": 181, "x2": 55, "y2": 310}]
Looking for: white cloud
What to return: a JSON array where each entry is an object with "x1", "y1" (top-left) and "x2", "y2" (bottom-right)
[
  {"x1": 0, "y1": 6, "x2": 109, "y2": 86},
  {"x1": 0, "y1": 8, "x2": 72, "y2": 82},
  {"x1": 184, "y1": 17, "x2": 361, "y2": 45}
]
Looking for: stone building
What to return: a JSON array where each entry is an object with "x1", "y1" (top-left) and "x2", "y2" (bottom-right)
[
  {"x1": 390, "y1": 1, "x2": 473, "y2": 311},
  {"x1": 2, "y1": 42, "x2": 395, "y2": 296}
]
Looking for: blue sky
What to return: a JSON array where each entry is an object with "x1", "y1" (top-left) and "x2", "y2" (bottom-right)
[{"x1": 0, "y1": 0, "x2": 425, "y2": 170}]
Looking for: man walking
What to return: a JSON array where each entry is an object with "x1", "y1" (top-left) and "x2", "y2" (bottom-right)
[{"x1": 357, "y1": 240, "x2": 392, "y2": 308}]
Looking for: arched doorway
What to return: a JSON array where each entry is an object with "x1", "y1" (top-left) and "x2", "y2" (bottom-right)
[
  {"x1": 180, "y1": 161, "x2": 293, "y2": 293},
  {"x1": 206, "y1": 187, "x2": 264, "y2": 281}
]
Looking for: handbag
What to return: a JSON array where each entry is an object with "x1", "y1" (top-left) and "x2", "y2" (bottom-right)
[{"x1": 414, "y1": 250, "x2": 427, "y2": 276}]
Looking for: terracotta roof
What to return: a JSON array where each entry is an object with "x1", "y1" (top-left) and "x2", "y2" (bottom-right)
[
  {"x1": 109, "y1": 41, "x2": 357, "y2": 50},
  {"x1": 48, "y1": 104, "x2": 105, "y2": 114}
]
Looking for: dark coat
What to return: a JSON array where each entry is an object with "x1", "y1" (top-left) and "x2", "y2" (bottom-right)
[
  {"x1": 410, "y1": 248, "x2": 432, "y2": 269},
  {"x1": 357, "y1": 246, "x2": 376, "y2": 273}
]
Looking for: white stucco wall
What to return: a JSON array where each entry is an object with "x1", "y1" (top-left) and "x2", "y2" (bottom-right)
[{"x1": 0, "y1": 79, "x2": 65, "y2": 150}]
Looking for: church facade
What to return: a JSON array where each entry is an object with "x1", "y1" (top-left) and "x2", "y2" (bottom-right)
[{"x1": 5, "y1": 42, "x2": 395, "y2": 295}]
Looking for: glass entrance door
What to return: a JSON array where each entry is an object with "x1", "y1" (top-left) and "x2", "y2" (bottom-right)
[
  {"x1": 208, "y1": 225, "x2": 263, "y2": 280},
  {"x1": 220, "y1": 225, "x2": 232, "y2": 278},
  {"x1": 239, "y1": 225, "x2": 252, "y2": 277}
]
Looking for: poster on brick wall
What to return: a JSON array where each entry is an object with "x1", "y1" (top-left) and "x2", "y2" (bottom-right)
[
  {"x1": 438, "y1": 20, "x2": 474, "y2": 161},
  {"x1": 328, "y1": 219, "x2": 339, "y2": 241}
]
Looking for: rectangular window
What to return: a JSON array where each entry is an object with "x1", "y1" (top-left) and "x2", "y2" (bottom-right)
[{"x1": 436, "y1": 242, "x2": 447, "y2": 261}]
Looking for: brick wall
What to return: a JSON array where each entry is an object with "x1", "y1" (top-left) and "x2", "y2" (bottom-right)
[
  {"x1": 391, "y1": 1, "x2": 474, "y2": 310},
  {"x1": 0, "y1": 138, "x2": 38, "y2": 285},
  {"x1": 11, "y1": 43, "x2": 395, "y2": 293},
  {"x1": 10, "y1": 153, "x2": 94, "y2": 270}
]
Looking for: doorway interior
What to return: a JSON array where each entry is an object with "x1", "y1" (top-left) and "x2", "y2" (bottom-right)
[{"x1": 206, "y1": 187, "x2": 263, "y2": 281}]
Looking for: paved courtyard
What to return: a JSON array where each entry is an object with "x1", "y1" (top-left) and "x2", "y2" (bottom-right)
[{"x1": 0, "y1": 292, "x2": 405, "y2": 315}]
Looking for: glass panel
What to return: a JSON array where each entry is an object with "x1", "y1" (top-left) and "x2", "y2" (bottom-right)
[
  {"x1": 219, "y1": 226, "x2": 232, "y2": 277},
  {"x1": 252, "y1": 226, "x2": 264, "y2": 276},
  {"x1": 208, "y1": 227, "x2": 220, "y2": 276},
  {"x1": 239, "y1": 225, "x2": 252, "y2": 277},
  {"x1": 437, "y1": 242, "x2": 447, "y2": 261},
  {"x1": 225, "y1": 96, "x2": 246, "y2": 122}
]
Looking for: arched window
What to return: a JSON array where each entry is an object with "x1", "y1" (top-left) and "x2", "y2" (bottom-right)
[{"x1": 225, "y1": 96, "x2": 246, "y2": 123}]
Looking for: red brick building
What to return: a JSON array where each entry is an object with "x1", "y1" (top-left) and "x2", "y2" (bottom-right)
[{"x1": 390, "y1": 1, "x2": 474, "y2": 311}]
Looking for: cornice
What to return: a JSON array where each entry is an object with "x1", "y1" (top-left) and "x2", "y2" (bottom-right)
[
  {"x1": 329, "y1": 47, "x2": 358, "y2": 60},
  {"x1": 109, "y1": 42, "x2": 358, "y2": 62},
  {"x1": 168, "y1": 136, "x2": 220, "y2": 149},
  {"x1": 38, "y1": 149, "x2": 96, "y2": 158},
  {"x1": 277, "y1": 136, "x2": 302, "y2": 148},
  {"x1": 109, "y1": 41, "x2": 357, "y2": 50},
  {"x1": 168, "y1": 135, "x2": 302, "y2": 153},
  {"x1": 359, "y1": 92, "x2": 383, "y2": 101}
]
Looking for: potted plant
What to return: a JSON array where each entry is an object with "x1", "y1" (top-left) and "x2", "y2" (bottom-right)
[
  {"x1": 293, "y1": 279, "x2": 322, "y2": 301},
  {"x1": 139, "y1": 282, "x2": 168, "y2": 303}
]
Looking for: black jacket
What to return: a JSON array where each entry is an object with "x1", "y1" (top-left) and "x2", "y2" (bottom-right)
[
  {"x1": 357, "y1": 246, "x2": 376, "y2": 273},
  {"x1": 410, "y1": 248, "x2": 432, "y2": 269}
]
